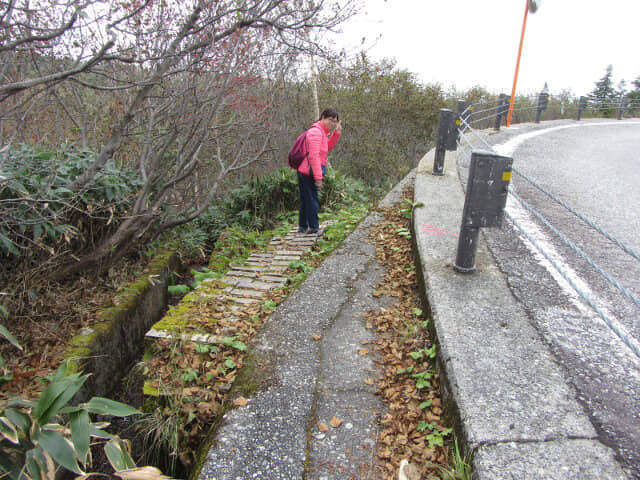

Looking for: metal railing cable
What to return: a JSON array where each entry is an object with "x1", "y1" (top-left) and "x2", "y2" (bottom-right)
[
  {"x1": 457, "y1": 129, "x2": 479, "y2": 156},
  {"x1": 511, "y1": 105, "x2": 541, "y2": 112},
  {"x1": 505, "y1": 207, "x2": 640, "y2": 359},
  {"x1": 458, "y1": 115, "x2": 495, "y2": 149},
  {"x1": 468, "y1": 113, "x2": 505, "y2": 125},
  {"x1": 461, "y1": 97, "x2": 640, "y2": 125},
  {"x1": 462, "y1": 98, "x2": 558, "y2": 127},
  {"x1": 468, "y1": 101, "x2": 526, "y2": 118},
  {"x1": 462, "y1": 99, "x2": 501, "y2": 110},
  {"x1": 512, "y1": 168, "x2": 640, "y2": 262},
  {"x1": 455, "y1": 139, "x2": 473, "y2": 167},
  {"x1": 508, "y1": 189, "x2": 640, "y2": 311},
  {"x1": 468, "y1": 103, "x2": 505, "y2": 117}
]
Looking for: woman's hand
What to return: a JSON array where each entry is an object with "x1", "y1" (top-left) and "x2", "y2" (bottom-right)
[{"x1": 335, "y1": 120, "x2": 342, "y2": 134}]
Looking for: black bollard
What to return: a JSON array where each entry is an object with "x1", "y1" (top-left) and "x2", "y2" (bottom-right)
[{"x1": 454, "y1": 151, "x2": 513, "y2": 273}]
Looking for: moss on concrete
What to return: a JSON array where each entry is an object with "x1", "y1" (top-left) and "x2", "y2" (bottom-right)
[
  {"x1": 61, "y1": 245, "x2": 181, "y2": 400},
  {"x1": 63, "y1": 347, "x2": 91, "y2": 375},
  {"x1": 149, "y1": 281, "x2": 224, "y2": 333},
  {"x1": 143, "y1": 380, "x2": 159, "y2": 397},
  {"x1": 69, "y1": 321, "x2": 116, "y2": 347}
]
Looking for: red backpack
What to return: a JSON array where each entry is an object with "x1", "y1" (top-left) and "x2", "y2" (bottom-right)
[{"x1": 288, "y1": 125, "x2": 320, "y2": 169}]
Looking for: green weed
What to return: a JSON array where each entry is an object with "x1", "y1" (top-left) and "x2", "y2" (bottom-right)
[
  {"x1": 0, "y1": 363, "x2": 147, "y2": 480},
  {"x1": 222, "y1": 337, "x2": 247, "y2": 352},
  {"x1": 438, "y1": 437, "x2": 473, "y2": 480}
]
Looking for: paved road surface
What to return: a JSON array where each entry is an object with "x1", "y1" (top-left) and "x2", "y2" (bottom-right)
[{"x1": 464, "y1": 119, "x2": 640, "y2": 478}]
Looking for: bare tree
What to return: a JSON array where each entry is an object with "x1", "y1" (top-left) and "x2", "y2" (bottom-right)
[
  {"x1": 0, "y1": 0, "x2": 151, "y2": 102},
  {"x1": 1, "y1": 0, "x2": 359, "y2": 276}
]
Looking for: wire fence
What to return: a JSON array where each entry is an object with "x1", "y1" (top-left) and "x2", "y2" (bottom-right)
[
  {"x1": 452, "y1": 104, "x2": 640, "y2": 359},
  {"x1": 456, "y1": 92, "x2": 640, "y2": 130}
]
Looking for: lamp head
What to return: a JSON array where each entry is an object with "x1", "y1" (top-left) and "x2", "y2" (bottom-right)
[{"x1": 528, "y1": 0, "x2": 541, "y2": 13}]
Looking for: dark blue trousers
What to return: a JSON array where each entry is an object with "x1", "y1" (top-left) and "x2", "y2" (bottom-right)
[{"x1": 297, "y1": 172, "x2": 319, "y2": 231}]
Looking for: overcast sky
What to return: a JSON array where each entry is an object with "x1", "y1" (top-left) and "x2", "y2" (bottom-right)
[{"x1": 335, "y1": 0, "x2": 640, "y2": 96}]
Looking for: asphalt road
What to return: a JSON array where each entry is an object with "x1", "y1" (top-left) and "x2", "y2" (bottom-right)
[{"x1": 459, "y1": 119, "x2": 640, "y2": 479}]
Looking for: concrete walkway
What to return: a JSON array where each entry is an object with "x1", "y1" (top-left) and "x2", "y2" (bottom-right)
[
  {"x1": 197, "y1": 173, "x2": 414, "y2": 480},
  {"x1": 195, "y1": 149, "x2": 628, "y2": 479}
]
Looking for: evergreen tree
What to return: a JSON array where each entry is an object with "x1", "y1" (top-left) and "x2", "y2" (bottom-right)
[
  {"x1": 589, "y1": 65, "x2": 617, "y2": 117},
  {"x1": 628, "y1": 75, "x2": 640, "y2": 116}
]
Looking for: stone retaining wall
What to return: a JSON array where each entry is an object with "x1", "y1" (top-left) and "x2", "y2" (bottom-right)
[{"x1": 64, "y1": 248, "x2": 181, "y2": 402}]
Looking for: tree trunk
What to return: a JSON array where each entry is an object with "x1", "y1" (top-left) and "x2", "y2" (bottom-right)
[{"x1": 52, "y1": 211, "x2": 156, "y2": 279}]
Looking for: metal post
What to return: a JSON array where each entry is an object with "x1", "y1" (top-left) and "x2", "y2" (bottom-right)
[
  {"x1": 494, "y1": 94, "x2": 508, "y2": 131},
  {"x1": 577, "y1": 96, "x2": 587, "y2": 121},
  {"x1": 617, "y1": 95, "x2": 628, "y2": 120},
  {"x1": 535, "y1": 92, "x2": 542, "y2": 123},
  {"x1": 535, "y1": 92, "x2": 548, "y2": 123},
  {"x1": 433, "y1": 108, "x2": 455, "y2": 176},
  {"x1": 535, "y1": 102, "x2": 543, "y2": 123},
  {"x1": 433, "y1": 144, "x2": 445, "y2": 177},
  {"x1": 454, "y1": 151, "x2": 513, "y2": 274},
  {"x1": 457, "y1": 100, "x2": 472, "y2": 123},
  {"x1": 454, "y1": 226, "x2": 480, "y2": 273}
]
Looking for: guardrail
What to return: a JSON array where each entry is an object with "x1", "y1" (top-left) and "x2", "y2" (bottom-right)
[
  {"x1": 458, "y1": 92, "x2": 640, "y2": 130},
  {"x1": 432, "y1": 103, "x2": 640, "y2": 360}
]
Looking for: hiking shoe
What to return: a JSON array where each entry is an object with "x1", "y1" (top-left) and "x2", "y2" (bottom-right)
[
  {"x1": 306, "y1": 228, "x2": 324, "y2": 236},
  {"x1": 297, "y1": 227, "x2": 307, "y2": 233}
]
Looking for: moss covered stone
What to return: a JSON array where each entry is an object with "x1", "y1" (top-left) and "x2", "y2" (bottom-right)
[{"x1": 60, "y1": 246, "x2": 181, "y2": 401}]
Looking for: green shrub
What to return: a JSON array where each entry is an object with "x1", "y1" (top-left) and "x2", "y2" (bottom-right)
[
  {"x1": 220, "y1": 168, "x2": 299, "y2": 230},
  {"x1": 0, "y1": 362, "x2": 164, "y2": 480},
  {"x1": 0, "y1": 144, "x2": 141, "y2": 259},
  {"x1": 170, "y1": 167, "x2": 371, "y2": 261},
  {"x1": 208, "y1": 224, "x2": 272, "y2": 271}
]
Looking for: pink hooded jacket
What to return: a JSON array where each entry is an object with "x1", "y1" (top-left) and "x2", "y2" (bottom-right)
[{"x1": 297, "y1": 120, "x2": 341, "y2": 181}]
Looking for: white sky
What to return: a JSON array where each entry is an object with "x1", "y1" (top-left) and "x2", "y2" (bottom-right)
[{"x1": 335, "y1": 0, "x2": 640, "y2": 96}]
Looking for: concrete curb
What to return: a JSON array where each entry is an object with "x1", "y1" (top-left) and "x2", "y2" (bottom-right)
[{"x1": 412, "y1": 148, "x2": 628, "y2": 479}]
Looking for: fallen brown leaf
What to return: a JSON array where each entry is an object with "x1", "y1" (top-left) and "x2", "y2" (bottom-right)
[
  {"x1": 233, "y1": 397, "x2": 248, "y2": 407},
  {"x1": 424, "y1": 411, "x2": 439, "y2": 423},
  {"x1": 365, "y1": 190, "x2": 452, "y2": 480},
  {"x1": 330, "y1": 416, "x2": 343, "y2": 428}
]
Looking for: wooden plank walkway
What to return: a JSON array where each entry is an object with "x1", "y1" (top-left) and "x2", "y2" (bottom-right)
[{"x1": 145, "y1": 225, "x2": 326, "y2": 343}]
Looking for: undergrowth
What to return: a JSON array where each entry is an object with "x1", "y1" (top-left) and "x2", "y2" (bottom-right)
[{"x1": 130, "y1": 169, "x2": 373, "y2": 474}]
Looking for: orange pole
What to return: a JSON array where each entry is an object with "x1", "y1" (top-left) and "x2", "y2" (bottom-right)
[{"x1": 506, "y1": 0, "x2": 529, "y2": 127}]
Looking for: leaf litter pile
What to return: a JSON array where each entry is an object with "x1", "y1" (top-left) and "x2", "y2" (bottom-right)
[
  {"x1": 365, "y1": 189, "x2": 453, "y2": 479},
  {"x1": 0, "y1": 256, "x2": 152, "y2": 407}
]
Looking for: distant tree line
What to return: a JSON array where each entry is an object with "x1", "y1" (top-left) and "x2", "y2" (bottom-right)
[{"x1": 588, "y1": 65, "x2": 640, "y2": 117}]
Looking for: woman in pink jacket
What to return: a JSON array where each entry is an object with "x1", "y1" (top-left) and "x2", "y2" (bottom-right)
[{"x1": 297, "y1": 108, "x2": 342, "y2": 234}]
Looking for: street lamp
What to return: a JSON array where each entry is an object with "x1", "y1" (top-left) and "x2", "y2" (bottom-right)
[{"x1": 506, "y1": 0, "x2": 541, "y2": 127}]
